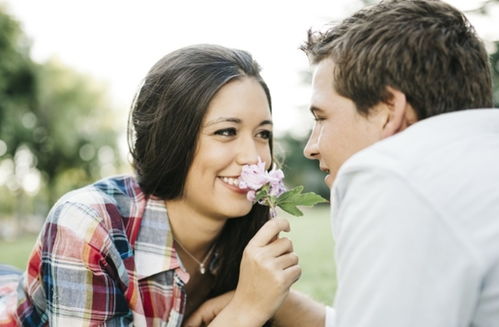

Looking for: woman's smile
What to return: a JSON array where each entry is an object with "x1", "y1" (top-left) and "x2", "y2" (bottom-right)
[
  {"x1": 181, "y1": 77, "x2": 272, "y2": 219},
  {"x1": 219, "y1": 176, "x2": 248, "y2": 194}
]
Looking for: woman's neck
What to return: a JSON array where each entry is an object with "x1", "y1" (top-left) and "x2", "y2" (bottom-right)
[{"x1": 165, "y1": 199, "x2": 226, "y2": 259}]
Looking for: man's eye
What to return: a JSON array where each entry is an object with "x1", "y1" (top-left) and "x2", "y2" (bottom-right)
[
  {"x1": 214, "y1": 128, "x2": 237, "y2": 136},
  {"x1": 257, "y1": 130, "x2": 272, "y2": 140}
]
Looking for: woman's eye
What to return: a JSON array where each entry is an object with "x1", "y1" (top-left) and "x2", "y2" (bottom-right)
[
  {"x1": 314, "y1": 116, "x2": 326, "y2": 122},
  {"x1": 214, "y1": 128, "x2": 237, "y2": 137},
  {"x1": 257, "y1": 130, "x2": 272, "y2": 140}
]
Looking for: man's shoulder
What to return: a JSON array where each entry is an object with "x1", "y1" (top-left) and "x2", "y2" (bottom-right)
[{"x1": 340, "y1": 108, "x2": 499, "y2": 177}]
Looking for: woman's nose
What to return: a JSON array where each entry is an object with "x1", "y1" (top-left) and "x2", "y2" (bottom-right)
[{"x1": 236, "y1": 137, "x2": 262, "y2": 166}]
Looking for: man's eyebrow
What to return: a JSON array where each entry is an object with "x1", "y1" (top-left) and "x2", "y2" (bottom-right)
[
  {"x1": 204, "y1": 117, "x2": 273, "y2": 127},
  {"x1": 309, "y1": 106, "x2": 324, "y2": 115}
]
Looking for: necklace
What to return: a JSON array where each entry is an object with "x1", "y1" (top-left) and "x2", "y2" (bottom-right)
[{"x1": 174, "y1": 239, "x2": 216, "y2": 275}]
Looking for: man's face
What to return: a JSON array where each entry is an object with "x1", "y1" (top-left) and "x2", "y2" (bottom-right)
[{"x1": 304, "y1": 58, "x2": 385, "y2": 188}]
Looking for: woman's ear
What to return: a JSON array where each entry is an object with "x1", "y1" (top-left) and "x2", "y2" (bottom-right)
[{"x1": 380, "y1": 86, "x2": 416, "y2": 138}]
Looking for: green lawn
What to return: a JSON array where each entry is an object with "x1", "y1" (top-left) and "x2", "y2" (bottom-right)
[
  {"x1": 0, "y1": 206, "x2": 337, "y2": 305},
  {"x1": 284, "y1": 205, "x2": 336, "y2": 305},
  {"x1": 0, "y1": 235, "x2": 37, "y2": 270}
]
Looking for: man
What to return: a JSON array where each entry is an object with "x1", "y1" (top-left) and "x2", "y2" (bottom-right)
[
  {"x1": 300, "y1": 0, "x2": 499, "y2": 325},
  {"x1": 185, "y1": 0, "x2": 499, "y2": 326}
]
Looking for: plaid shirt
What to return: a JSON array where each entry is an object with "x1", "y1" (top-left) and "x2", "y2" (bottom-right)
[{"x1": 0, "y1": 175, "x2": 202, "y2": 327}]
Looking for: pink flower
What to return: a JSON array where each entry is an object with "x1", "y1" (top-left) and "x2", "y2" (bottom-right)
[
  {"x1": 246, "y1": 190, "x2": 256, "y2": 202},
  {"x1": 268, "y1": 169, "x2": 284, "y2": 181},
  {"x1": 239, "y1": 158, "x2": 328, "y2": 216},
  {"x1": 239, "y1": 158, "x2": 287, "y2": 205},
  {"x1": 267, "y1": 169, "x2": 286, "y2": 197},
  {"x1": 269, "y1": 181, "x2": 286, "y2": 197},
  {"x1": 239, "y1": 158, "x2": 269, "y2": 191}
]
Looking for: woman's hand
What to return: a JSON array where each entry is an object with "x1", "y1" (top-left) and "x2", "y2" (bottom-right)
[
  {"x1": 185, "y1": 218, "x2": 301, "y2": 327},
  {"x1": 196, "y1": 218, "x2": 300, "y2": 327},
  {"x1": 184, "y1": 289, "x2": 327, "y2": 327},
  {"x1": 183, "y1": 291, "x2": 234, "y2": 327},
  {"x1": 232, "y1": 217, "x2": 301, "y2": 322}
]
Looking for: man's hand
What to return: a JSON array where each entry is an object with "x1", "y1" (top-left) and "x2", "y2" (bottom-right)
[{"x1": 183, "y1": 291, "x2": 234, "y2": 327}]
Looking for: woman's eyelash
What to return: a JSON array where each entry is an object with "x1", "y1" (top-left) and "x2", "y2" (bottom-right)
[
  {"x1": 214, "y1": 128, "x2": 237, "y2": 136},
  {"x1": 258, "y1": 130, "x2": 272, "y2": 139},
  {"x1": 213, "y1": 128, "x2": 272, "y2": 139}
]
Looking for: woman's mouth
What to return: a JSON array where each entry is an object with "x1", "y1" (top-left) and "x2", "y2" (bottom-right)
[
  {"x1": 219, "y1": 176, "x2": 248, "y2": 194},
  {"x1": 220, "y1": 176, "x2": 240, "y2": 186}
]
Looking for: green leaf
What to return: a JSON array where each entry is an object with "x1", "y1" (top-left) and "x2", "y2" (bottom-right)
[
  {"x1": 277, "y1": 187, "x2": 327, "y2": 207},
  {"x1": 288, "y1": 192, "x2": 328, "y2": 206},
  {"x1": 278, "y1": 203, "x2": 304, "y2": 217},
  {"x1": 254, "y1": 189, "x2": 267, "y2": 202},
  {"x1": 276, "y1": 185, "x2": 303, "y2": 203},
  {"x1": 257, "y1": 184, "x2": 328, "y2": 217}
]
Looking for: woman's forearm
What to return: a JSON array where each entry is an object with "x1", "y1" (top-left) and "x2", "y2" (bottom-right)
[
  {"x1": 207, "y1": 299, "x2": 268, "y2": 327},
  {"x1": 273, "y1": 290, "x2": 326, "y2": 327}
]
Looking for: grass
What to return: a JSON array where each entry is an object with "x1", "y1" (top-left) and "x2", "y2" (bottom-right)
[
  {"x1": 0, "y1": 206, "x2": 337, "y2": 305},
  {"x1": 284, "y1": 205, "x2": 336, "y2": 305},
  {"x1": 0, "y1": 235, "x2": 37, "y2": 270}
]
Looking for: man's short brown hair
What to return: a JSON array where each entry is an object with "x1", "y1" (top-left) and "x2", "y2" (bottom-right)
[{"x1": 301, "y1": 0, "x2": 493, "y2": 119}]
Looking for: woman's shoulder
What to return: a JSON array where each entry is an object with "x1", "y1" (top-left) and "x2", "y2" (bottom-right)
[
  {"x1": 57, "y1": 174, "x2": 141, "y2": 203},
  {"x1": 46, "y1": 175, "x2": 145, "y2": 239}
]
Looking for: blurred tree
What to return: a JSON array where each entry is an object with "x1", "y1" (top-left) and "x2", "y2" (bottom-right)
[
  {"x1": 0, "y1": 6, "x2": 36, "y2": 158},
  {"x1": 491, "y1": 41, "x2": 499, "y2": 107},
  {"x1": 465, "y1": 0, "x2": 499, "y2": 106},
  {"x1": 0, "y1": 7, "x2": 121, "y2": 234},
  {"x1": 466, "y1": 0, "x2": 499, "y2": 15},
  {"x1": 32, "y1": 59, "x2": 121, "y2": 205},
  {"x1": 0, "y1": 7, "x2": 38, "y2": 229},
  {"x1": 276, "y1": 134, "x2": 330, "y2": 200}
]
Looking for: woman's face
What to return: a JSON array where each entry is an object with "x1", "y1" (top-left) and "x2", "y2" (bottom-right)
[{"x1": 182, "y1": 77, "x2": 272, "y2": 220}]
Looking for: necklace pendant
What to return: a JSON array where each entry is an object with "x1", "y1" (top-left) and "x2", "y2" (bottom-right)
[{"x1": 200, "y1": 264, "x2": 206, "y2": 275}]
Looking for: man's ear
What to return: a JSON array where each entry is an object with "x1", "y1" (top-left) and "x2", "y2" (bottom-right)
[{"x1": 380, "y1": 86, "x2": 416, "y2": 138}]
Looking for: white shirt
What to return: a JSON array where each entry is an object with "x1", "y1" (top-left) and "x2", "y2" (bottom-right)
[{"x1": 325, "y1": 109, "x2": 499, "y2": 327}]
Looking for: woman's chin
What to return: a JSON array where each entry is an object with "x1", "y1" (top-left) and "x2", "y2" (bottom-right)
[{"x1": 222, "y1": 201, "x2": 253, "y2": 219}]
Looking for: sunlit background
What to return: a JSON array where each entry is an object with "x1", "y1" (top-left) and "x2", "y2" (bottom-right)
[{"x1": 1, "y1": 0, "x2": 498, "y2": 304}]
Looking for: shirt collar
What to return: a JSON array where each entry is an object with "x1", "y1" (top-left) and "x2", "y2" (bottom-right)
[
  {"x1": 132, "y1": 193, "x2": 221, "y2": 282},
  {"x1": 133, "y1": 196, "x2": 189, "y2": 282}
]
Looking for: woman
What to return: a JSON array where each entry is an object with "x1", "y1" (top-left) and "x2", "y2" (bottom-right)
[{"x1": 0, "y1": 44, "x2": 301, "y2": 326}]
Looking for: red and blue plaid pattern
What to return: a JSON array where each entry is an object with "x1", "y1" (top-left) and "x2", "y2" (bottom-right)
[{"x1": 1, "y1": 176, "x2": 191, "y2": 326}]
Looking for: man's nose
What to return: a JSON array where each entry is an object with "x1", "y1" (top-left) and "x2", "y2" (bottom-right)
[{"x1": 304, "y1": 127, "x2": 320, "y2": 160}]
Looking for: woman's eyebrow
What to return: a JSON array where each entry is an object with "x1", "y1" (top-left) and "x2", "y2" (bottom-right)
[
  {"x1": 259, "y1": 120, "x2": 273, "y2": 126},
  {"x1": 204, "y1": 117, "x2": 241, "y2": 127},
  {"x1": 204, "y1": 118, "x2": 273, "y2": 127}
]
